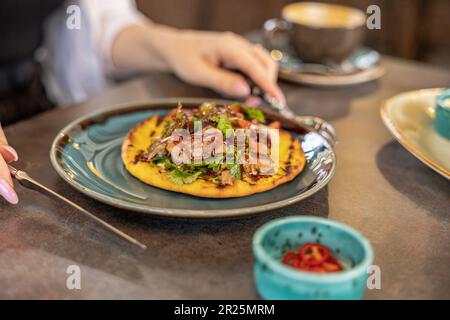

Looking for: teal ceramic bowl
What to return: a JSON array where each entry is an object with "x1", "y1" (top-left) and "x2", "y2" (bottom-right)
[
  {"x1": 435, "y1": 89, "x2": 450, "y2": 140},
  {"x1": 253, "y1": 216, "x2": 373, "y2": 300}
]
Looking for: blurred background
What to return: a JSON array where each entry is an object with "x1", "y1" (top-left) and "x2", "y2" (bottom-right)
[{"x1": 137, "y1": 0, "x2": 450, "y2": 68}]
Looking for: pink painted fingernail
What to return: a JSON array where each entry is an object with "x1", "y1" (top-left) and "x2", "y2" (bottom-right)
[
  {"x1": 2, "y1": 145, "x2": 18, "y2": 162},
  {"x1": 0, "y1": 179, "x2": 18, "y2": 204},
  {"x1": 231, "y1": 82, "x2": 250, "y2": 97}
]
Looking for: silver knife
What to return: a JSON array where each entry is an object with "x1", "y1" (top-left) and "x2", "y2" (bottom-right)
[{"x1": 8, "y1": 165, "x2": 146, "y2": 250}]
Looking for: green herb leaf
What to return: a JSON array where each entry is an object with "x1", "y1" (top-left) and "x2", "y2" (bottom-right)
[
  {"x1": 151, "y1": 156, "x2": 168, "y2": 165},
  {"x1": 242, "y1": 106, "x2": 265, "y2": 123},
  {"x1": 163, "y1": 120, "x2": 173, "y2": 130},
  {"x1": 217, "y1": 117, "x2": 233, "y2": 136},
  {"x1": 227, "y1": 163, "x2": 242, "y2": 180},
  {"x1": 151, "y1": 156, "x2": 177, "y2": 171},
  {"x1": 167, "y1": 168, "x2": 202, "y2": 185},
  {"x1": 208, "y1": 161, "x2": 223, "y2": 172},
  {"x1": 209, "y1": 115, "x2": 220, "y2": 123}
]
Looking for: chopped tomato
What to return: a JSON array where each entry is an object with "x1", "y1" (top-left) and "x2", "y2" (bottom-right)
[{"x1": 237, "y1": 119, "x2": 251, "y2": 129}]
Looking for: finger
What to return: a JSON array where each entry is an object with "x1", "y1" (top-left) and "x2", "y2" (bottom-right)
[
  {"x1": 231, "y1": 52, "x2": 285, "y2": 105},
  {"x1": 219, "y1": 38, "x2": 285, "y2": 103},
  {"x1": 0, "y1": 124, "x2": 8, "y2": 144},
  {"x1": 249, "y1": 46, "x2": 285, "y2": 104},
  {"x1": 181, "y1": 60, "x2": 251, "y2": 98},
  {"x1": 266, "y1": 82, "x2": 286, "y2": 106},
  {"x1": 253, "y1": 44, "x2": 278, "y2": 81},
  {"x1": 0, "y1": 145, "x2": 18, "y2": 163},
  {"x1": 0, "y1": 125, "x2": 18, "y2": 163},
  {"x1": 0, "y1": 156, "x2": 18, "y2": 204},
  {"x1": 245, "y1": 96, "x2": 262, "y2": 107},
  {"x1": 223, "y1": 34, "x2": 278, "y2": 82}
]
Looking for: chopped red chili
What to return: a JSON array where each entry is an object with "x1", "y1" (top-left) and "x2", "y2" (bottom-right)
[
  {"x1": 299, "y1": 243, "x2": 330, "y2": 266},
  {"x1": 283, "y1": 252, "x2": 300, "y2": 268},
  {"x1": 282, "y1": 243, "x2": 342, "y2": 273}
]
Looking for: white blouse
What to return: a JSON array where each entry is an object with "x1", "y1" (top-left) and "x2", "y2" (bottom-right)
[{"x1": 42, "y1": 0, "x2": 144, "y2": 106}]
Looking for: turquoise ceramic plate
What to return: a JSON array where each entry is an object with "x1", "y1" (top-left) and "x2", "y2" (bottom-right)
[{"x1": 50, "y1": 98, "x2": 336, "y2": 218}]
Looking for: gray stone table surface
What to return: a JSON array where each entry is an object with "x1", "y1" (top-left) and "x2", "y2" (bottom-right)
[{"x1": 0, "y1": 56, "x2": 449, "y2": 299}]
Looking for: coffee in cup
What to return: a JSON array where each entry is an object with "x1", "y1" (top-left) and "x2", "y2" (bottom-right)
[{"x1": 263, "y1": 2, "x2": 366, "y2": 64}]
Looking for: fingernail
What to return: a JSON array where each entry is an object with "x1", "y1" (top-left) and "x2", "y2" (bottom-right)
[
  {"x1": 0, "y1": 179, "x2": 18, "y2": 204},
  {"x1": 245, "y1": 96, "x2": 262, "y2": 107},
  {"x1": 269, "y1": 93, "x2": 286, "y2": 105},
  {"x1": 231, "y1": 82, "x2": 250, "y2": 97},
  {"x1": 1, "y1": 145, "x2": 18, "y2": 162}
]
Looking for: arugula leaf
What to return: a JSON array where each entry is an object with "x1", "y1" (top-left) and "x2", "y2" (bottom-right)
[
  {"x1": 151, "y1": 157, "x2": 167, "y2": 165},
  {"x1": 185, "y1": 155, "x2": 222, "y2": 167},
  {"x1": 167, "y1": 168, "x2": 202, "y2": 185},
  {"x1": 217, "y1": 117, "x2": 233, "y2": 136},
  {"x1": 151, "y1": 156, "x2": 177, "y2": 171},
  {"x1": 227, "y1": 163, "x2": 242, "y2": 180},
  {"x1": 209, "y1": 115, "x2": 220, "y2": 123},
  {"x1": 242, "y1": 106, "x2": 265, "y2": 123},
  {"x1": 163, "y1": 120, "x2": 173, "y2": 131},
  {"x1": 208, "y1": 161, "x2": 222, "y2": 172}
]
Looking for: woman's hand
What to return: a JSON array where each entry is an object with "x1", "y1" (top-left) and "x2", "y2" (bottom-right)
[
  {"x1": 0, "y1": 126, "x2": 19, "y2": 204},
  {"x1": 112, "y1": 23, "x2": 285, "y2": 104},
  {"x1": 162, "y1": 30, "x2": 284, "y2": 103}
]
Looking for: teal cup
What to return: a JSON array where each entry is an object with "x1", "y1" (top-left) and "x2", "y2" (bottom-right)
[
  {"x1": 253, "y1": 216, "x2": 373, "y2": 300},
  {"x1": 435, "y1": 89, "x2": 450, "y2": 140}
]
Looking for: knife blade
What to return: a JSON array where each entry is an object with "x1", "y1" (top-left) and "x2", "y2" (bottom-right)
[{"x1": 8, "y1": 165, "x2": 146, "y2": 250}]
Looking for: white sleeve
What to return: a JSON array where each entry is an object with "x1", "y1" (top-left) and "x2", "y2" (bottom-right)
[
  {"x1": 42, "y1": 0, "x2": 145, "y2": 105},
  {"x1": 81, "y1": 0, "x2": 145, "y2": 76}
]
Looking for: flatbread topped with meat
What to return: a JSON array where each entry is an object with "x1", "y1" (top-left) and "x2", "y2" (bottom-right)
[{"x1": 121, "y1": 102, "x2": 306, "y2": 198}]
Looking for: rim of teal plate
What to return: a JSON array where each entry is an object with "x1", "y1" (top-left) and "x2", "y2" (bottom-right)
[
  {"x1": 253, "y1": 216, "x2": 374, "y2": 282},
  {"x1": 50, "y1": 98, "x2": 336, "y2": 219}
]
